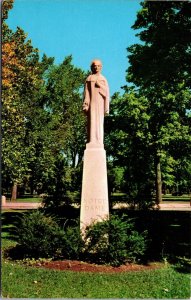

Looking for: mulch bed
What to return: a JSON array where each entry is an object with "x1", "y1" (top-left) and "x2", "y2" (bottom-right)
[{"x1": 36, "y1": 260, "x2": 164, "y2": 273}]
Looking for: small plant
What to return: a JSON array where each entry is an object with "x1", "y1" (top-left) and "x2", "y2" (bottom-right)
[
  {"x1": 17, "y1": 257, "x2": 53, "y2": 267},
  {"x1": 83, "y1": 214, "x2": 148, "y2": 266},
  {"x1": 16, "y1": 211, "x2": 64, "y2": 259},
  {"x1": 61, "y1": 220, "x2": 85, "y2": 260},
  {"x1": 11, "y1": 212, "x2": 84, "y2": 261}
]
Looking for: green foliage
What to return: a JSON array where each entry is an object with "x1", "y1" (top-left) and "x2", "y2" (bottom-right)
[
  {"x1": 2, "y1": 15, "x2": 52, "y2": 198},
  {"x1": 16, "y1": 211, "x2": 64, "y2": 258},
  {"x1": 127, "y1": 1, "x2": 191, "y2": 151},
  {"x1": 11, "y1": 213, "x2": 84, "y2": 261},
  {"x1": 128, "y1": 1, "x2": 191, "y2": 89},
  {"x1": 40, "y1": 156, "x2": 82, "y2": 210},
  {"x1": 106, "y1": 92, "x2": 155, "y2": 208},
  {"x1": 84, "y1": 214, "x2": 148, "y2": 266},
  {"x1": 108, "y1": 165, "x2": 125, "y2": 194},
  {"x1": 105, "y1": 2, "x2": 191, "y2": 205},
  {"x1": 9, "y1": 211, "x2": 148, "y2": 266},
  {"x1": 35, "y1": 56, "x2": 86, "y2": 203},
  {"x1": 2, "y1": 5, "x2": 86, "y2": 200},
  {"x1": 45, "y1": 55, "x2": 87, "y2": 164},
  {"x1": 2, "y1": 18, "x2": 86, "y2": 200},
  {"x1": 61, "y1": 221, "x2": 84, "y2": 260},
  {"x1": 3, "y1": 0, "x2": 191, "y2": 208}
]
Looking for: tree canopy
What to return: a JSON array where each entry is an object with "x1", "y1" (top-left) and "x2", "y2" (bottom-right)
[
  {"x1": 2, "y1": 0, "x2": 191, "y2": 207},
  {"x1": 106, "y1": 1, "x2": 191, "y2": 205},
  {"x1": 2, "y1": 1, "x2": 87, "y2": 201}
]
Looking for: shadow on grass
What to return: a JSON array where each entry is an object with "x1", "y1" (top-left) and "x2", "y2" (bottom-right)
[
  {"x1": 2, "y1": 210, "x2": 31, "y2": 241},
  {"x1": 171, "y1": 256, "x2": 191, "y2": 274},
  {"x1": 3, "y1": 244, "x2": 29, "y2": 260},
  {"x1": 39, "y1": 204, "x2": 80, "y2": 227},
  {"x1": 2, "y1": 206, "x2": 81, "y2": 261},
  {"x1": 111, "y1": 208, "x2": 191, "y2": 262},
  {"x1": 173, "y1": 264, "x2": 191, "y2": 274},
  {"x1": 2, "y1": 206, "x2": 191, "y2": 271}
]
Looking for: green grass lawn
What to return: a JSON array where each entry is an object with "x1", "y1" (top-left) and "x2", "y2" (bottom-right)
[
  {"x1": 2, "y1": 232, "x2": 190, "y2": 299},
  {"x1": 2, "y1": 210, "x2": 190, "y2": 299},
  {"x1": 4, "y1": 194, "x2": 191, "y2": 207},
  {"x1": 111, "y1": 193, "x2": 191, "y2": 204},
  {"x1": 6, "y1": 197, "x2": 42, "y2": 203},
  {"x1": 2, "y1": 258, "x2": 190, "y2": 298},
  {"x1": 162, "y1": 194, "x2": 191, "y2": 202}
]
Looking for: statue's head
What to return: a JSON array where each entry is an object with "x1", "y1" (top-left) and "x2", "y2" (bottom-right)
[{"x1": 90, "y1": 59, "x2": 102, "y2": 74}]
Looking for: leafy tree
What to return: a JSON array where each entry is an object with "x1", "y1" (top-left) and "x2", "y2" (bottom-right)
[
  {"x1": 107, "y1": 164, "x2": 125, "y2": 194},
  {"x1": 106, "y1": 91, "x2": 155, "y2": 209},
  {"x1": 2, "y1": 1, "x2": 87, "y2": 202},
  {"x1": 2, "y1": 0, "x2": 14, "y2": 21},
  {"x1": 125, "y1": 1, "x2": 191, "y2": 203},
  {"x1": 173, "y1": 158, "x2": 191, "y2": 194},
  {"x1": 2, "y1": 2, "x2": 51, "y2": 199},
  {"x1": 22, "y1": 54, "x2": 57, "y2": 195},
  {"x1": 41, "y1": 56, "x2": 87, "y2": 203},
  {"x1": 168, "y1": 129, "x2": 191, "y2": 194},
  {"x1": 45, "y1": 55, "x2": 87, "y2": 164}
]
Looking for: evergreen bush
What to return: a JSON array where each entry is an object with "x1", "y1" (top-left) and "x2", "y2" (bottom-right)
[
  {"x1": 16, "y1": 212, "x2": 84, "y2": 260},
  {"x1": 16, "y1": 211, "x2": 64, "y2": 258},
  {"x1": 61, "y1": 222, "x2": 84, "y2": 260},
  {"x1": 14, "y1": 211, "x2": 147, "y2": 266},
  {"x1": 84, "y1": 214, "x2": 148, "y2": 266}
]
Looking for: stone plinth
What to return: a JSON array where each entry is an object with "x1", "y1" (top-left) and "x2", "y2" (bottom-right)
[
  {"x1": 80, "y1": 143, "x2": 109, "y2": 231},
  {"x1": 2, "y1": 195, "x2": 6, "y2": 205}
]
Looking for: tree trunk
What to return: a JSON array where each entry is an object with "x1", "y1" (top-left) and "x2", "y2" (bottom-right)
[
  {"x1": 11, "y1": 183, "x2": 17, "y2": 201},
  {"x1": 30, "y1": 180, "x2": 34, "y2": 196},
  {"x1": 155, "y1": 155, "x2": 162, "y2": 204}
]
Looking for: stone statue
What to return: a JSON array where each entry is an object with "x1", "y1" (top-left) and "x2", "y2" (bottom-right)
[{"x1": 83, "y1": 59, "x2": 110, "y2": 145}]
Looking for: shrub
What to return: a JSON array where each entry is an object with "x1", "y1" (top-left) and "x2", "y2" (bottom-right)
[
  {"x1": 12, "y1": 212, "x2": 147, "y2": 266},
  {"x1": 15, "y1": 212, "x2": 84, "y2": 260},
  {"x1": 16, "y1": 211, "x2": 64, "y2": 259},
  {"x1": 61, "y1": 221, "x2": 84, "y2": 260},
  {"x1": 83, "y1": 214, "x2": 148, "y2": 266}
]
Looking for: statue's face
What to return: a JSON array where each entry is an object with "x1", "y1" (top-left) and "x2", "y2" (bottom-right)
[{"x1": 91, "y1": 61, "x2": 102, "y2": 74}]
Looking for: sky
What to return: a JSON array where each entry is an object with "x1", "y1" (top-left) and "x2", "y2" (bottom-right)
[{"x1": 7, "y1": 0, "x2": 142, "y2": 96}]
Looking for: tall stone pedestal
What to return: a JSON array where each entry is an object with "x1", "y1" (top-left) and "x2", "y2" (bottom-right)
[{"x1": 80, "y1": 143, "x2": 109, "y2": 231}]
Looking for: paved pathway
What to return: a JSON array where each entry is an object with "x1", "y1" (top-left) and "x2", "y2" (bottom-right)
[
  {"x1": 157, "y1": 202, "x2": 191, "y2": 211},
  {"x1": 2, "y1": 202, "x2": 42, "y2": 210},
  {"x1": 2, "y1": 201, "x2": 191, "y2": 211},
  {"x1": 113, "y1": 201, "x2": 191, "y2": 211}
]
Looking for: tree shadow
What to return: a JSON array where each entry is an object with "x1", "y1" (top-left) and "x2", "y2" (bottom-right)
[
  {"x1": 2, "y1": 210, "x2": 30, "y2": 241},
  {"x1": 2, "y1": 207, "x2": 190, "y2": 266},
  {"x1": 171, "y1": 257, "x2": 191, "y2": 274},
  {"x1": 173, "y1": 265, "x2": 191, "y2": 274},
  {"x1": 40, "y1": 203, "x2": 80, "y2": 226},
  {"x1": 111, "y1": 208, "x2": 191, "y2": 262}
]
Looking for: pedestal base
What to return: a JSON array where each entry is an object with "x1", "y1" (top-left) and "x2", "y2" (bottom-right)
[
  {"x1": 1, "y1": 195, "x2": 6, "y2": 205},
  {"x1": 80, "y1": 144, "x2": 109, "y2": 231}
]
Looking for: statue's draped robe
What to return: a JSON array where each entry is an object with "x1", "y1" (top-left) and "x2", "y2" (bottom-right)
[{"x1": 84, "y1": 74, "x2": 109, "y2": 145}]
